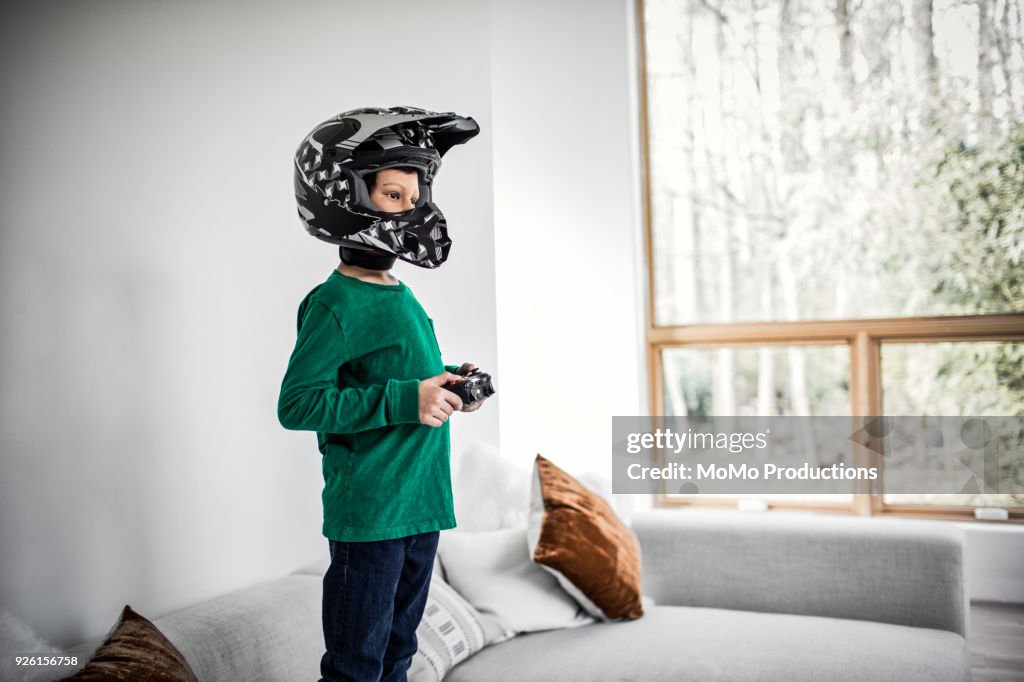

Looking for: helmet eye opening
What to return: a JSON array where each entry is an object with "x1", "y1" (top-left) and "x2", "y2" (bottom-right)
[{"x1": 357, "y1": 164, "x2": 433, "y2": 210}]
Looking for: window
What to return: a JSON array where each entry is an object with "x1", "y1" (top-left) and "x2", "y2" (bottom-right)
[
  {"x1": 638, "y1": 0, "x2": 1024, "y2": 519},
  {"x1": 881, "y1": 340, "x2": 1024, "y2": 509}
]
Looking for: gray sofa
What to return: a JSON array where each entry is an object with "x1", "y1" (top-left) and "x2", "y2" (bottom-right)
[{"x1": 65, "y1": 508, "x2": 971, "y2": 681}]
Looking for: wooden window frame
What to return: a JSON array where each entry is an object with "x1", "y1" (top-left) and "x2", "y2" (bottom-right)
[{"x1": 635, "y1": 0, "x2": 1024, "y2": 522}]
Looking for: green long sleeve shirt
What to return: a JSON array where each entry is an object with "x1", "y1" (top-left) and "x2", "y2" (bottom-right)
[{"x1": 277, "y1": 268, "x2": 460, "y2": 542}]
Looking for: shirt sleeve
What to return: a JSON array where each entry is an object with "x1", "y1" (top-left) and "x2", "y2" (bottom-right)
[
  {"x1": 277, "y1": 297, "x2": 421, "y2": 434},
  {"x1": 444, "y1": 364, "x2": 461, "y2": 374}
]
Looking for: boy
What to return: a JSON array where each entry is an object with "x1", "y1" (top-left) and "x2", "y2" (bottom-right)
[{"x1": 279, "y1": 107, "x2": 484, "y2": 682}]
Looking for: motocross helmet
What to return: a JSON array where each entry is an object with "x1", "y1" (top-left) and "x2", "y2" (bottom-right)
[{"x1": 293, "y1": 106, "x2": 479, "y2": 269}]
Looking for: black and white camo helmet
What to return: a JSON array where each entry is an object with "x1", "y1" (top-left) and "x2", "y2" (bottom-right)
[{"x1": 293, "y1": 106, "x2": 479, "y2": 269}]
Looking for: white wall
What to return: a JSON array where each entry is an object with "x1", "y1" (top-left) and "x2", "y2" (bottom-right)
[
  {"x1": 489, "y1": 0, "x2": 650, "y2": 481},
  {"x1": 0, "y1": 0, "x2": 497, "y2": 648}
]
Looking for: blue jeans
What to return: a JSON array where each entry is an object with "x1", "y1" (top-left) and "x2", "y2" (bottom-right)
[{"x1": 319, "y1": 530, "x2": 439, "y2": 682}]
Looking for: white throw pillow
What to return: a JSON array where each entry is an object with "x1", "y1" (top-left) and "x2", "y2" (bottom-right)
[
  {"x1": 436, "y1": 526, "x2": 596, "y2": 634},
  {"x1": 450, "y1": 443, "x2": 532, "y2": 531},
  {"x1": 408, "y1": 573, "x2": 514, "y2": 682}
]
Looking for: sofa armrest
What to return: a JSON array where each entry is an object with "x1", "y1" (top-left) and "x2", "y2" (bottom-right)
[{"x1": 631, "y1": 508, "x2": 967, "y2": 638}]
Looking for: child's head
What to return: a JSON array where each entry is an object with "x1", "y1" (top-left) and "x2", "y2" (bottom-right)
[
  {"x1": 294, "y1": 106, "x2": 478, "y2": 269},
  {"x1": 365, "y1": 167, "x2": 421, "y2": 214}
]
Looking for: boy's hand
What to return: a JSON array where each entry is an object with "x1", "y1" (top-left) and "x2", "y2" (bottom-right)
[{"x1": 419, "y1": 372, "x2": 464, "y2": 427}]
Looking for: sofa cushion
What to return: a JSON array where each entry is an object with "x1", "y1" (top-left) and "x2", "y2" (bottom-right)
[
  {"x1": 151, "y1": 575, "x2": 323, "y2": 682},
  {"x1": 631, "y1": 508, "x2": 969, "y2": 637},
  {"x1": 527, "y1": 454, "x2": 644, "y2": 621},
  {"x1": 437, "y1": 525, "x2": 595, "y2": 633},
  {"x1": 57, "y1": 605, "x2": 198, "y2": 681},
  {"x1": 0, "y1": 608, "x2": 67, "y2": 682},
  {"x1": 407, "y1": 572, "x2": 514, "y2": 682},
  {"x1": 445, "y1": 604, "x2": 971, "y2": 682}
]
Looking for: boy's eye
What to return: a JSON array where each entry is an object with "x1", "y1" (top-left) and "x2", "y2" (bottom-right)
[{"x1": 385, "y1": 192, "x2": 418, "y2": 204}]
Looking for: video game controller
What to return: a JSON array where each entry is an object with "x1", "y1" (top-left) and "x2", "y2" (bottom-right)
[{"x1": 443, "y1": 368, "x2": 496, "y2": 407}]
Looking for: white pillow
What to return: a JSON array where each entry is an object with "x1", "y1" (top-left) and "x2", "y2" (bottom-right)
[
  {"x1": 408, "y1": 573, "x2": 514, "y2": 682},
  {"x1": 450, "y1": 443, "x2": 531, "y2": 531},
  {"x1": 436, "y1": 526, "x2": 596, "y2": 634}
]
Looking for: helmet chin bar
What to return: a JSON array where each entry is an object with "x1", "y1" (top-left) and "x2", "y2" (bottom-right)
[
  {"x1": 339, "y1": 245, "x2": 397, "y2": 271},
  {"x1": 339, "y1": 200, "x2": 451, "y2": 269}
]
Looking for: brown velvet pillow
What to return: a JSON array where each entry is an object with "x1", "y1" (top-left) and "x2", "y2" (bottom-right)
[
  {"x1": 59, "y1": 605, "x2": 197, "y2": 681},
  {"x1": 528, "y1": 454, "x2": 644, "y2": 621}
]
